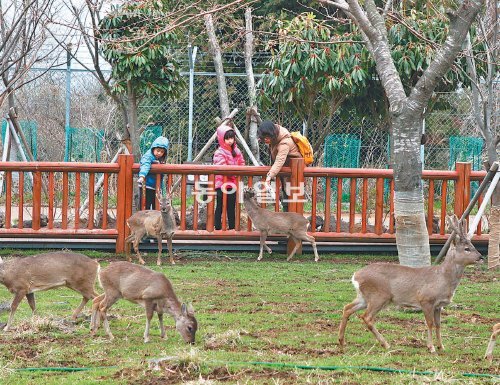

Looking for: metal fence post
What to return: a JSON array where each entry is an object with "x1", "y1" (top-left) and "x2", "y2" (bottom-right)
[{"x1": 64, "y1": 44, "x2": 72, "y2": 162}]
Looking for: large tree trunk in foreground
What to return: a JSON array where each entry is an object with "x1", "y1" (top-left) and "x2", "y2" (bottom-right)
[{"x1": 392, "y1": 114, "x2": 430, "y2": 266}]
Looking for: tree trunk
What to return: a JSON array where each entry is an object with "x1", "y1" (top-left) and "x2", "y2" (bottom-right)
[
  {"x1": 244, "y1": 8, "x2": 259, "y2": 160},
  {"x1": 392, "y1": 113, "x2": 431, "y2": 267},
  {"x1": 126, "y1": 81, "x2": 141, "y2": 161},
  {"x1": 204, "y1": 13, "x2": 230, "y2": 118}
]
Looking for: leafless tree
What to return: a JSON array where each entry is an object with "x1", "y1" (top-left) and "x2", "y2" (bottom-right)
[
  {"x1": 0, "y1": 0, "x2": 62, "y2": 109},
  {"x1": 464, "y1": 0, "x2": 499, "y2": 269}
]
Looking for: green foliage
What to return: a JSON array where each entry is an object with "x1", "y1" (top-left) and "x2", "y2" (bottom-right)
[
  {"x1": 387, "y1": 8, "x2": 486, "y2": 91},
  {"x1": 258, "y1": 13, "x2": 370, "y2": 122},
  {"x1": 99, "y1": 1, "x2": 186, "y2": 100}
]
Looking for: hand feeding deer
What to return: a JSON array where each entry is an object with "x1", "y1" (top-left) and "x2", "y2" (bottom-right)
[
  {"x1": 338, "y1": 215, "x2": 482, "y2": 353},
  {"x1": 243, "y1": 187, "x2": 319, "y2": 262},
  {"x1": 126, "y1": 191, "x2": 177, "y2": 266},
  {"x1": 0, "y1": 251, "x2": 99, "y2": 331},
  {"x1": 90, "y1": 261, "x2": 197, "y2": 343}
]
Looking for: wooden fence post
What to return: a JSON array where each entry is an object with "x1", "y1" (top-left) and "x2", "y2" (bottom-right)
[
  {"x1": 116, "y1": 154, "x2": 134, "y2": 253},
  {"x1": 454, "y1": 162, "x2": 471, "y2": 219},
  {"x1": 287, "y1": 158, "x2": 305, "y2": 256}
]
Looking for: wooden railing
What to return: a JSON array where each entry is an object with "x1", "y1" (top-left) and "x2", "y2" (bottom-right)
[{"x1": 0, "y1": 155, "x2": 489, "y2": 252}]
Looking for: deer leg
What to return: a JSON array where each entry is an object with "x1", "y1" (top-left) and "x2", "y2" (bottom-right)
[
  {"x1": 338, "y1": 296, "x2": 367, "y2": 349},
  {"x1": 133, "y1": 237, "x2": 146, "y2": 265},
  {"x1": 90, "y1": 294, "x2": 105, "y2": 334},
  {"x1": 4, "y1": 291, "x2": 26, "y2": 331},
  {"x1": 295, "y1": 232, "x2": 320, "y2": 262},
  {"x1": 258, "y1": 231, "x2": 269, "y2": 261},
  {"x1": 144, "y1": 301, "x2": 155, "y2": 343},
  {"x1": 167, "y1": 236, "x2": 175, "y2": 265},
  {"x1": 286, "y1": 236, "x2": 300, "y2": 261},
  {"x1": 156, "y1": 234, "x2": 163, "y2": 266},
  {"x1": 125, "y1": 233, "x2": 135, "y2": 262},
  {"x1": 99, "y1": 293, "x2": 120, "y2": 340},
  {"x1": 421, "y1": 304, "x2": 436, "y2": 353},
  {"x1": 71, "y1": 297, "x2": 90, "y2": 321},
  {"x1": 361, "y1": 299, "x2": 390, "y2": 349},
  {"x1": 158, "y1": 312, "x2": 165, "y2": 339},
  {"x1": 26, "y1": 293, "x2": 36, "y2": 315},
  {"x1": 434, "y1": 307, "x2": 444, "y2": 351},
  {"x1": 485, "y1": 323, "x2": 499, "y2": 362}
]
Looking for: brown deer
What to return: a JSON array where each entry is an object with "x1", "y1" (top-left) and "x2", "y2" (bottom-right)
[
  {"x1": 126, "y1": 191, "x2": 177, "y2": 265},
  {"x1": 0, "y1": 251, "x2": 99, "y2": 331},
  {"x1": 485, "y1": 323, "x2": 499, "y2": 362},
  {"x1": 243, "y1": 187, "x2": 319, "y2": 262},
  {"x1": 338, "y1": 215, "x2": 482, "y2": 353},
  {"x1": 90, "y1": 261, "x2": 197, "y2": 343}
]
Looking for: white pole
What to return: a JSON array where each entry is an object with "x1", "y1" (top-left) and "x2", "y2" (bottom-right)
[
  {"x1": 8, "y1": 118, "x2": 33, "y2": 185},
  {"x1": 0, "y1": 121, "x2": 11, "y2": 193},
  {"x1": 187, "y1": 45, "x2": 198, "y2": 163},
  {"x1": 468, "y1": 169, "x2": 500, "y2": 238}
]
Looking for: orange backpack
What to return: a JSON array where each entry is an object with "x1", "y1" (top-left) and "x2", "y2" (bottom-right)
[{"x1": 290, "y1": 131, "x2": 314, "y2": 165}]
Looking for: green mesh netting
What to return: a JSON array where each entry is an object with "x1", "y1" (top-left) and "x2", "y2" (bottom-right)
[
  {"x1": 449, "y1": 136, "x2": 484, "y2": 197},
  {"x1": 140, "y1": 125, "x2": 163, "y2": 155},
  {"x1": 448, "y1": 136, "x2": 484, "y2": 171},
  {"x1": 324, "y1": 134, "x2": 361, "y2": 168},
  {"x1": 1, "y1": 120, "x2": 37, "y2": 160},
  {"x1": 324, "y1": 134, "x2": 361, "y2": 202},
  {"x1": 64, "y1": 127, "x2": 104, "y2": 162}
]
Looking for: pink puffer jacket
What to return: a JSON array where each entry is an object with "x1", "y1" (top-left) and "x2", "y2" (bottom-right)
[{"x1": 213, "y1": 124, "x2": 245, "y2": 189}]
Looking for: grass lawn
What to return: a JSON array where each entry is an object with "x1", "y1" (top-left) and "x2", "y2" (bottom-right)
[{"x1": 0, "y1": 249, "x2": 498, "y2": 384}]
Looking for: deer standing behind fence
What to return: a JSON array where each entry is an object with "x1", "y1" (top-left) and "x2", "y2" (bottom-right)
[
  {"x1": 90, "y1": 261, "x2": 197, "y2": 343},
  {"x1": 485, "y1": 323, "x2": 499, "y2": 362},
  {"x1": 243, "y1": 187, "x2": 319, "y2": 262},
  {"x1": 338, "y1": 215, "x2": 483, "y2": 353},
  {"x1": 126, "y1": 191, "x2": 177, "y2": 265},
  {"x1": 0, "y1": 251, "x2": 99, "y2": 331}
]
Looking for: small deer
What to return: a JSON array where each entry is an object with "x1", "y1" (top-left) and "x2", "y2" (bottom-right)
[
  {"x1": 338, "y1": 215, "x2": 482, "y2": 353},
  {"x1": 90, "y1": 261, "x2": 197, "y2": 343},
  {"x1": 485, "y1": 323, "x2": 499, "y2": 362},
  {"x1": 0, "y1": 251, "x2": 99, "y2": 331},
  {"x1": 243, "y1": 187, "x2": 319, "y2": 262},
  {"x1": 126, "y1": 191, "x2": 177, "y2": 265}
]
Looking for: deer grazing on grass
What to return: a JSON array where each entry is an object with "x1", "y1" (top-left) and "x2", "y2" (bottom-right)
[
  {"x1": 126, "y1": 191, "x2": 177, "y2": 265},
  {"x1": 243, "y1": 187, "x2": 319, "y2": 262},
  {"x1": 0, "y1": 251, "x2": 99, "y2": 331},
  {"x1": 90, "y1": 261, "x2": 197, "y2": 343},
  {"x1": 485, "y1": 323, "x2": 499, "y2": 362},
  {"x1": 338, "y1": 215, "x2": 482, "y2": 353}
]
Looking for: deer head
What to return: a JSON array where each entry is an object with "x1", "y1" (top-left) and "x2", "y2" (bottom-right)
[
  {"x1": 446, "y1": 215, "x2": 482, "y2": 266},
  {"x1": 156, "y1": 191, "x2": 172, "y2": 213},
  {"x1": 175, "y1": 303, "x2": 197, "y2": 344}
]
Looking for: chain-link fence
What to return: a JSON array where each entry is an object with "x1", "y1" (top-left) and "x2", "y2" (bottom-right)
[{"x1": 2, "y1": 62, "x2": 498, "y2": 172}]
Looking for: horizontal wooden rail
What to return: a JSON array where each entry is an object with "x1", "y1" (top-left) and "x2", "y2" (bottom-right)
[{"x1": 0, "y1": 156, "x2": 491, "y2": 253}]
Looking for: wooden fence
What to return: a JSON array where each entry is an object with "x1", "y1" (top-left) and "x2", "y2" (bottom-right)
[{"x1": 0, "y1": 155, "x2": 488, "y2": 252}]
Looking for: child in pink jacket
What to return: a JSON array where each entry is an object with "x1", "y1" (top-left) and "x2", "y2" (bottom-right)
[{"x1": 213, "y1": 123, "x2": 245, "y2": 230}]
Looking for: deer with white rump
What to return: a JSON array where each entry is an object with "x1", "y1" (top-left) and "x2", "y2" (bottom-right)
[
  {"x1": 126, "y1": 191, "x2": 177, "y2": 265},
  {"x1": 243, "y1": 187, "x2": 319, "y2": 262},
  {"x1": 0, "y1": 251, "x2": 99, "y2": 331},
  {"x1": 90, "y1": 261, "x2": 197, "y2": 343},
  {"x1": 338, "y1": 215, "x2": 482, "y2": 353}
]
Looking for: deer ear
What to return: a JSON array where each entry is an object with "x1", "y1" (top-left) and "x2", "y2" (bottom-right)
[
  {"x1": 187, "y1": 303, "x2": 195, "y2": 315},
  {"x1": 181, "y1": 303, "x2": 187, "y2": 315}
]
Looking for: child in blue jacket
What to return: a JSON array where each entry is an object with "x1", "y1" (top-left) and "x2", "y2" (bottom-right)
[{"x1": 137, "y1": 136, "x2": 169, "y2": 210}]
